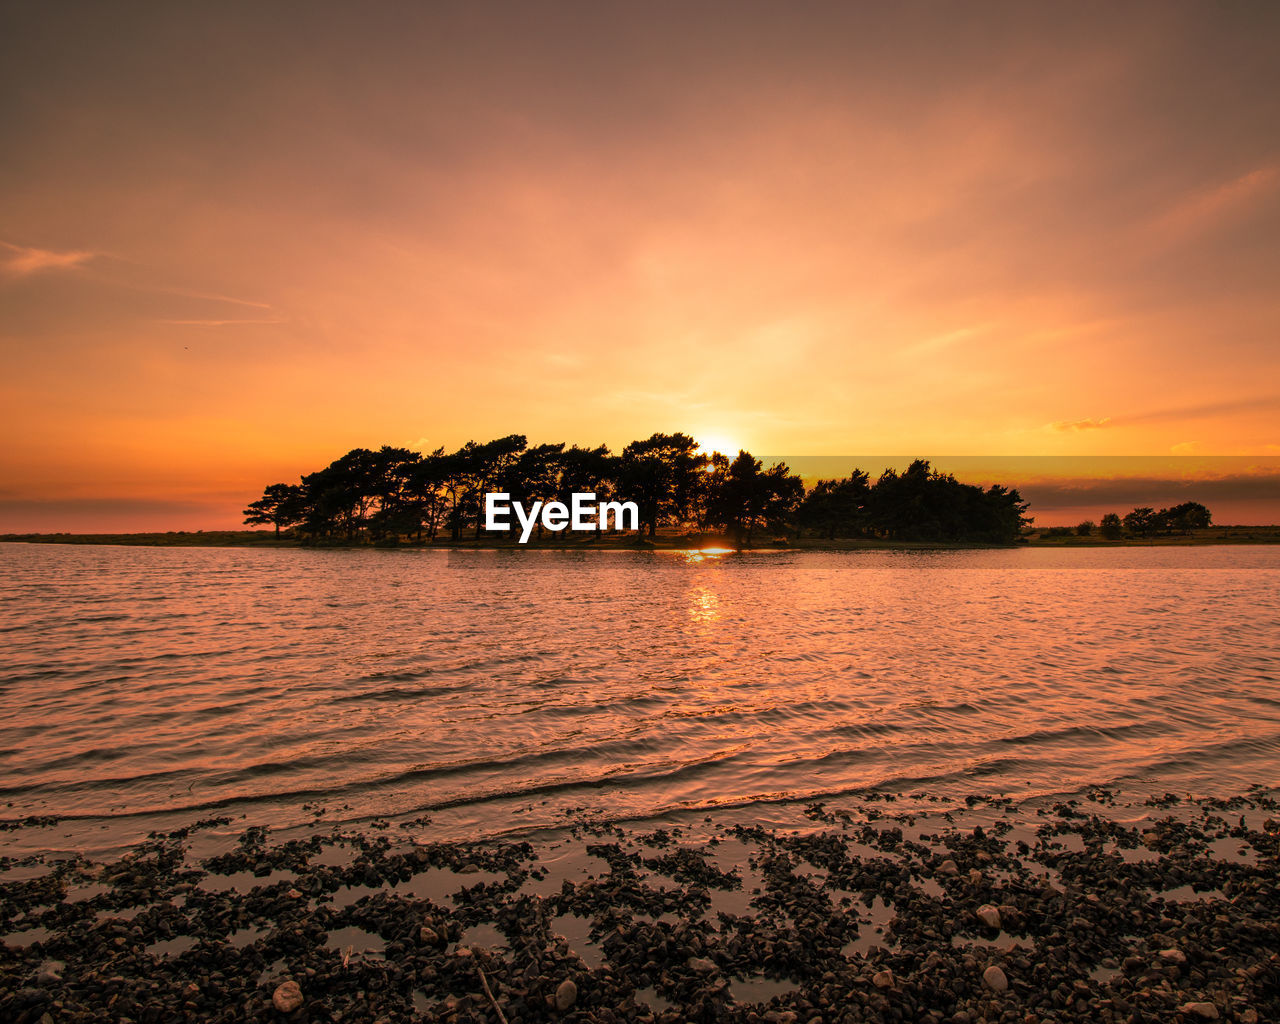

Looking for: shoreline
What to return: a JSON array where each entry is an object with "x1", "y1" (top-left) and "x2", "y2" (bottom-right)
[
  {"x1": 3, "y1": 787, "x2": 1276, "y2": 1023},
  {"x1": 4, "y1": 527, "x2": 1279, "y2": 551}
]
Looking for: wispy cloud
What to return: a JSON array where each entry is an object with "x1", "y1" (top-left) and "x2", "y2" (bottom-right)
[
  {"x1": 908, "y1": 323, "x2": 993, "y2": 356},
  {"x1": 1, "y1": 239, "x2": 96, "y2": 276},
  {"x1": 1047, "y1": 396, "x2": 1279, "y2": 435},
  {"x1": 157, "y1": 318, "x2": 284, "y2": 326},
  {"x1": 1123, "y1": 395, "x2": 1280, "y2": 425},
  {"x1": 1151, "y1": 164, "x2": 1280, "y2": 239},
  {"x1": 1049, "y1": 416, "x2": 1112, "y2": 432}
]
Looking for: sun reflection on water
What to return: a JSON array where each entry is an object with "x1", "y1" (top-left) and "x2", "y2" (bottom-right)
[{"x1": 688, "y1": 584, "x2": 721, "y2": 624}]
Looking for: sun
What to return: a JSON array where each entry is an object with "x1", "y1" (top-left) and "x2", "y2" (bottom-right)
[{"x1": 694, "y1": 432, "x2": 744, "y2": 457}]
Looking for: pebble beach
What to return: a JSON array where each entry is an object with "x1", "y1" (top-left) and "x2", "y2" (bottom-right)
[{"x1": 3, "y1": 786, "x2": 1277, "y2": 1024}]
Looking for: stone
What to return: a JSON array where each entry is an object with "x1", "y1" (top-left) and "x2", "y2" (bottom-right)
[
  {"x1": 272, "y1": 980, "x2": 304, "y2": 1013},
  {"x1": 419, "y1": 926, "x2": 439, "y2": 944},
  {"x1": 982, "y1": 965, "x2": 1008, "y2": 992},
  {"x1": 1179, "y1": 1003, "x2": 1218, "y2": 1020},
  {"x1": 688, "y1": 956, "x2": 716, "y2": 973},
  {"x1": 976, "y1": 904, "x2": 1001, "y2": 930},
  {"x1": 939, "y1": 859, "x2": 959, "y2": 875},
  {"x1": 555, "y1": 978, "x2": 578, "y2": 1011},
  {"x1": 1158, "y1": 948, "x2": 1187, "y2": 964},
  {"x1": 872, "y1": 969, "x2": 894, "y2": 989}
]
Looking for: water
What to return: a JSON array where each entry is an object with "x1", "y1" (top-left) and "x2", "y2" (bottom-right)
[{"x1": 1, "y1": 543, "x2": 1278, "y2": 856}]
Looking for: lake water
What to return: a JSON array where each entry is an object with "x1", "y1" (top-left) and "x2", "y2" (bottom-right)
[{"x1": 2, "y1": 543, "x2": 1278, "y2": 855}]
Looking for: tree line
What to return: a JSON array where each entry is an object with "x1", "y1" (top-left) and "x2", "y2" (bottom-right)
[
  {"x1": 243, "y1": 433, "x2": 1031, "y2": 546},
  {"x1": 1043, "y1": 502, "x2": 1213, "y2": 539}
]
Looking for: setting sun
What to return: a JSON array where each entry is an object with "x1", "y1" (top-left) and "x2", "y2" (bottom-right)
[{"x1": 694, "y1": 433, "x2": 745, "y2": 458}]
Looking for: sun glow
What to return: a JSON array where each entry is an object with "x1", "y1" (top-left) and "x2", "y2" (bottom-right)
[{"x1": 695, "y1": 433, "x2": 744, "y2": 458}]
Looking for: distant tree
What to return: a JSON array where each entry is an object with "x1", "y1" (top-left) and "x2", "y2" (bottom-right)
[
  {"x1": 299, "y1": 448, "x2": 385, "y2": 540},
  {"x1": 247, "y1": 435, "x2": 1051, "y2": 548},
  {"x1": 242, "y1": 483, "x2": 305, "y2": 535},
  {"x1": 1076, "y1": 520, "x2": 1094, "y2": 536},
  {"x1": 1100, "y1": 513, "x2": 1123, "y2": 539},
  {"x1": 708, "y1": 451, "x2": 804, "y2": 548},
  {"x1": 1162, "y1": 501, "x2": 1211, "y2": 533},
  {"x1": 405, "y1": 448, "x2": 448, "y2": 541},
  {"x1": 507, "y1": 442, "x2": 565, "y2": 542},
  {"x1": 693, "y1": 451, "x2": 731, "y2": 533},
  {"x1": 798, "y1": 470, "x2": 871, "y2": 539},
  {"x1": 619, "y1": 433, "x2": 707, "y2": 537},
  {"x1": 468, "y1": 434, "x2": 527, "y2": 538},
  {"x1": 1123, "y1": 507, "x2": 1157, "y2": 537},
  {"x1": 558, "y1": 444, "x2": 615, "y2": 502},
  {"x1": 862, "y1": 460, "x2": 1028, "y2": 543}
]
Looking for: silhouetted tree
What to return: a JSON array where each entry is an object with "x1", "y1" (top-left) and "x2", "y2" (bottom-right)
[
  {"x1": 250, "y1": 434, "x2": 1054, "y2": 547},
  {"x1": 798, "y1": 470, "x2": 871, "y2": 539},
  {"x1": 242, "y1": 483, "x2": 306, "y2": 535},
  {"x1": 1123, "y1": 507, "x2": 1157, "y2": 536},
  {"x1": 1100, "y1": 513, "x2": 1124, "y2": 539},
  {"x1": 619, "y1": 433, "x2": 707, "y2": 538},
  {"x1": 708, "y1": 451, "x2": 804, "y2": 548},
  {"x1": 1159, "y1": 501, "x2": 1212, "y2": 533}
]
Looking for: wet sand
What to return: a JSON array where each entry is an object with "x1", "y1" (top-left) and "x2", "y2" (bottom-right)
[{"x1": 2, "y1": 787, "x2": 1277, "y2": 1023}]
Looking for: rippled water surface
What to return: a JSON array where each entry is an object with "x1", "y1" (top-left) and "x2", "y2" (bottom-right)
[{"x1": 2, "y1": 543, "x2": 1278, "y2": 853}]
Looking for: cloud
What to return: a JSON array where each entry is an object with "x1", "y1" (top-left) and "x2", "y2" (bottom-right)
[
  {"x1": 1152, "y1": 164, "x2": 1280, "y2": 239},
  {"x1": 1, "y1": 239, "x2": 96, "y2": 275},
  {"x1": 156, "y1": 318, "x2": 284, "y2": 326},
  {"x1": 1049, "y1": 416, "x2": 1112, "y2": 432},
  {"x1": 909, "y1": 323, "x2": 994, "y2": 356},
  {"x1": 1123, "y1": 395, "x2": 1280, "y2": 425},
  {"x1": 1020, "y1": 472, "x2": 1280, "y2": 514},
  {"x1": 1046, "y1": 396, "x2": 1279, "y2": 435}
]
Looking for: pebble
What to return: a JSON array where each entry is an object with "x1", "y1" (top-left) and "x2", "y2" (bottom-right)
[
  {"x1": 272, "y1": 980, "x2": 304, "y2": 1013},
  {"x1": 688, "y1": 956, "x2": 716, "y2": 973},
  {"x1": 939, "y1": 859, "x2": 959, "y2": 875},
  {"x1": 1158, "y1": 947, "x2": 1187, "y2": 964},
  {"x1": 982, "y1": 965, "x2": 1008, "y2": 992},
  {"x1": 975, "y1": 904, "x2": 1001, "y2": 930},
  {"x1": 872, "y1": 969, "x2": 894, "y2": 989},
  {"x1": 555, "y1": 978, "x2": 578, "y2": 1011},
  {"x1": 1179, "y1": 1003, "x2": 1219, "y2": 1020}
]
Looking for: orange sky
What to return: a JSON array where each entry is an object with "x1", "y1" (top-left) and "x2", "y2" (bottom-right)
[{"x1": 2, "y1": 3, "x2": 1278, "y2": 530}]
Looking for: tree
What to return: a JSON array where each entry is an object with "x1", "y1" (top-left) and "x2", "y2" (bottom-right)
[
  {"x1": 1100, "y1": 513, "x2": 1123, "y2": 539},
  {"x1": 1123, "y1": 507, "x2": 1157, "y2": 537},
  {"x1": 242, "y1": 483, "x2": 305, "y2": 535},
  {"x1": 798, "y1": 470, "x2": 870, "y2": 539},
  {"x1": 619, "y1": 432, "x2": 707, "y2": 538},
  {"x1": 708, "y1": 451, "x2": 804, "y2": 548},
  {"x1": 1162, "y1": 501, "x2": 1211, "y2": 533},
  {"x1": 1076, "y1": 520, "x2": 1094, "y2": 537}
]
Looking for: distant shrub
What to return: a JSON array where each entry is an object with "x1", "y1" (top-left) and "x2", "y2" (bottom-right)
[{"x1": 1076, "y1": 520, "x2": 1094, "y2": 536}]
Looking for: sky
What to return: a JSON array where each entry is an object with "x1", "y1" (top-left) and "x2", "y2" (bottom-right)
[{"x1": 2, "y1": 1, "x2": 1278, "y2": 530}]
